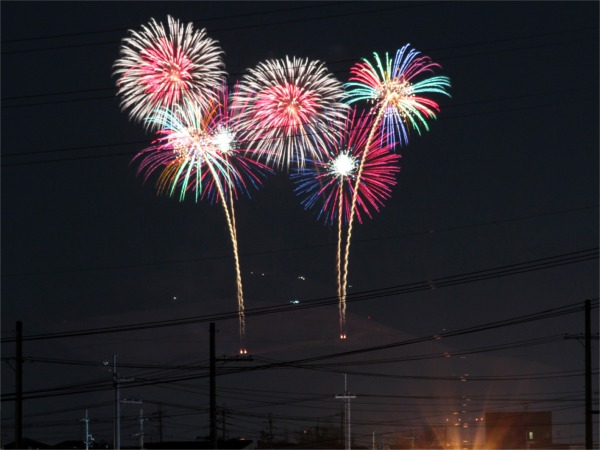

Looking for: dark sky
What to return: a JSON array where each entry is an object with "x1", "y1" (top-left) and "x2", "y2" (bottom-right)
[{"x1": 1, "y1": 1, "x2": 598, "y2": 448}]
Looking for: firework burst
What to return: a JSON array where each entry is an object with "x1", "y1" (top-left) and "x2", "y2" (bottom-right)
[
  {"x1": 292, "y1": 109, "x2": 400, "y2": 337},
  {"x1": 292, "y1": 110, "x2": 399, "y2": 225},
  {"x1": 331, "y1": 45, "x2": 449, "y2": 338},
  {"x1": 114, "y1": 16, "x2": 225, "y2": 129},
  {"x1": 344, "y1": 44, "x2": 451, "y2": 147},
  {"x1": 234, "y1": 56, "x2": 348, "y2": 169},
  {"x1": 133, "y1": 85, "x2": 271, "y2": 352}
]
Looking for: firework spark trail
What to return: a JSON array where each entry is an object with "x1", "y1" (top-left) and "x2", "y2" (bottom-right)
[
  {"x1": 339, "y1": 45, "x2": 450, "y2": 337},
  {"x1": 228, "y1": 192, "x2": 246, "y2": 350},
  {"x1": 133, "y1": 90, "x2": 271, "y2": 352},
  {"x1": 337, "y1": 187, "x2": 345, "y2": 337},
  {"x1": 340, "y1": 106, "x2": 386, "y2": 337},
  {"x1": 214, "y1": 177, "x2": 245, "y2": 351},
  {"x1": 114, "y1": 16, "x2": 225, "y2": 130},
  {"x1": 292, "y1": 109, "x2": 399, "y2": 338},
  {"x1": 234, "y1": 56, "x2": 348, "y2": 170}
]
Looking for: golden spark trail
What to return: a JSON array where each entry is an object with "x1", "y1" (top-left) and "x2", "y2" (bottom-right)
[
  {"x1": 228, "y1": 193, "x2": 246, "y2": 349},
  {"x1": 207, "y1": 164, "x2": 246, "y2": 353},
  {"x1": 340, "y1": 106, "x2": 386, "y2": 337},
  {"x1": 337, "y1": 186, "x2": 346, "y2": 339}
]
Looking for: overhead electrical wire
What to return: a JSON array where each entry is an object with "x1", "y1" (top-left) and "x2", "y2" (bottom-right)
[
  {"x1": 2, "y1": 6, "x2": 597, "y2": 441},
  {"x1": 2, "y1": 87, "x2": 596, "y2": 169},
  {"x1": 1, "y1": 249, "x2": 597, "y2": 344},
  {"x1": 0, "y1": 2, "x2": 453, "y2": 56},
  {"x1": 2, "y1": 205, "x2": 596, "y2": 278},
  {"x1": 2, "y1": 23, "x2": 596, "y2": 109},
  {"x1": 1, "y1": 2, "x2": 355, "y2": 44},
  {"x1": 2, "y1": 298, "x2": 596, "y2": 402},
  {"x1": 10, "y1": 333, "x2": 568, "y2": 370}
]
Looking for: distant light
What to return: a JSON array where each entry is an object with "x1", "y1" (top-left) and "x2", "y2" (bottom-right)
[
  {"x1": 298, "y1": 275, "x2": 306, "y2": 281},
  {"x1": 290, "y1": 299, "x2": 300, "y2": 304}
]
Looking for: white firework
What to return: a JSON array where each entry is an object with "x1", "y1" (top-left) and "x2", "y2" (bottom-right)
[
  {"x1": 233, "y1": 56, "x2": 348, "y2": 170},
  {"x1": 114, "y1": 15, "x2": 225, "y2": 129}
]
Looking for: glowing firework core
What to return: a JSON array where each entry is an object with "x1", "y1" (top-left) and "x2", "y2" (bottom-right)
[
  {"x1": 379, "y1": 76, "x2": 413, "y2": 109},
  {"x1": 329, "y1": 152, "x2": 358, "y2": 179},
  {"x1": 169, "y1": 128, "x2": 217, "y2": 161},
  {"x1": 212, "y1": 125, "x2": 238, "y2": 154}
]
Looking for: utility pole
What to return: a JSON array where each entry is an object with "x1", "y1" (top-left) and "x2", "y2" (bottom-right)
[
  {"x1": 209, "y1": 323, "x2": 252, "y2": 449},
  {"x1": 140, "y1": 409, "x2": 145, "y2": 450},
  {"x1": 114, "y1": 354, "x2": 120, "y2": 450},
  {"x1": 15, "y1": 321, "x2": 22, "y2": 450},
  {"x1": 114, "y1": 355, "x2": 136, "y2": 450},
  {"x1": 336, "y1": 374, "x2": 356, "y2": 450},
  {"x1": 210, "y1": 323, "x2": 217, "y2": 449},
  {"x1": 157, "y1": 403, "x2": 164, "y2": 443},
  {"x1": 565, "y1": 299, "x2": 599, "y2": 450},
  {"x1": 80, "y1": 409, "x2": 93, "y2": 450},
  {"x1": 221, "y1": 405, "x2": 227, "y2": 440},
  {"x1": 122, "y1": 398, "x2": 142, "y2": 448},
  {"x1": 584, "y1": 299, "x2": 593, "y2": 450},
  {"x1": 133, "y1": 408, "x2": 147, "y2": 449}
]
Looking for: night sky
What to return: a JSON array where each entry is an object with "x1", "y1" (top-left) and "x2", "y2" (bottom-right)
[{"x1": 1, "y1": 1, "x2": 598, "y2": 448}]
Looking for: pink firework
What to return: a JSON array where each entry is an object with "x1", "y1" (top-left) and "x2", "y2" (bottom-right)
[
  {"x1": 132, "y1": 84, "x2": 272, "y2": 353},
  {"x1": 292, "y1": 109, "x2": 400, "y2": 225},
  {"x1": 292, "y1": 109, "x2": 400, "y2": 338},
  {"x1": 234, "y1": 56, "x2": 348, "y2": 170},
  {"x1": 114, "y1": 16, "x2": 225, "y2": 128},
  {"x1": 133, "y1": 84, "x2": 272, "y2": 204}
]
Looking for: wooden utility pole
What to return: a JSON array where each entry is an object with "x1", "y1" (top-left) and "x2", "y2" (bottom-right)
[
  {"x1": 210, "y1": 323, "x2": 217, "y2": 449},
  {"x1": 209, "y1": 323, "x2": 252, "y2": 449},
  {"x1": 114, "y1": 354, "x2": 120, "y2": 450},
  {"x1": 157, "y1": 403, "x2": 164, "y2": 443},
  {"x1": 565, "y1": 299, "x2": 598, "y2": 450},
  {"x1": 15, "y1": 321, "x2": 23, "y2": 450},
  {"x1": 584, "y1": 299, "x2": 592, "y2": 450}
]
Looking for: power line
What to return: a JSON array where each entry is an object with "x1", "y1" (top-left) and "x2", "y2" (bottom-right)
[
  {"x1": 1, "y1": 84, "x2": 593, "y2": 165},
  {"x1": 0, "y1": 3, "x2": 444, "y2": 55},
  {"x1": 5, "y1": 333, "x2": 567, "y2": 370},
  {"x1": 1, "y1": 248, "x2": 597, "y2": 344},
  {"x1": 1, "y1": 298, "x2": 596, "y2": 402},
  {"x1": 1, "y1": 2, "x2": 353, "y2": 44},
  {"x1": 3, "y1": 205, "x2": 596, "y2": 277},
  {"x1": 2, "y1": 95, "x2": 595, "y2": 168},
  {"x1": 2, "y1": 23, "x2": 596, "y2": 106}
]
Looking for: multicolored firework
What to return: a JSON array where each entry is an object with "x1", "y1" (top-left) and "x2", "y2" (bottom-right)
[
  {"x1": 292, "y1": 109, "x2": 400, "y2": 338},
  {"x1": 234, "y1": 56, "x2": 349, "y2": 169},
  {"x1": 344, "y1": 44, "x2": 451, "y2": 148},
  {"x1": 329, "y1": 45, "x2": 449, "y2": 338},
  {"x1": 292, "y1": 110, "x2": 399, "y2": 225},
  {"x1": 114, "y1": 16, "x2": 225, "y2": 129},
  {"x1": 133, "y1": 85, "x2": 272, "y2": 352}
]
